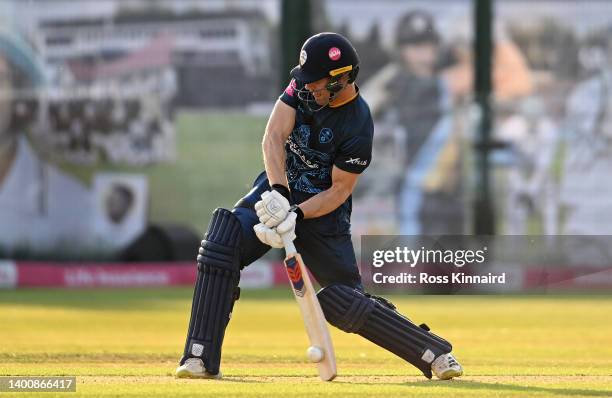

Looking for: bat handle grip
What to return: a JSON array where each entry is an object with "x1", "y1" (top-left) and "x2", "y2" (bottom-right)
[{"x1": 282, "y1": 233, "x2": 297, "y2": 256}]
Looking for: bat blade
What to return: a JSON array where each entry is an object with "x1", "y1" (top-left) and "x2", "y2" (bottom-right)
[{"x1": 284, "y1": 253, "x2": 337, "y2": 381}]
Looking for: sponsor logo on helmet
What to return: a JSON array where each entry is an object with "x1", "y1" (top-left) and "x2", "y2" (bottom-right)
[
  {"x1": 299, "y1": 50, "x2": 308, "y2": 66},
  {"x1": 328, "y1": 47, "x2": 341, "y2": 61}
]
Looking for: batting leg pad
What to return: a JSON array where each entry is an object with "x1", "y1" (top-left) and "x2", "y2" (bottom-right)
[
  {"x1": 182, "y1": 208, "x2": 242, "y2": 375},
  {"x1": 317, "y1": 284, "x2": 452, "y2": 378}
]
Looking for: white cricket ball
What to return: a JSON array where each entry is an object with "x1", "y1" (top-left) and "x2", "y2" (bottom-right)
[{"x1": 306, "y1": 346, "x2": 324, "y2": 363}]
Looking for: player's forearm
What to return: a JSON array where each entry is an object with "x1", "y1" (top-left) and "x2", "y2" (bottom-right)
[
  {"x1": 297, "y1": 184, "x2": 352, "y2": 219},
  {"x1": 262, "y1": 131, "x2": 288, "y2": 187}
]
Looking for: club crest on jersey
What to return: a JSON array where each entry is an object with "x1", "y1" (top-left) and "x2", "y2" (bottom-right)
[
  {"x1": 319, "y1": 128, "x2": 333, "y2": 144},
  {"x1": 300, "y1": 50, "x2": 308, "y2": 66},
  {"x1": 328, "y1": 47, "x2": 341, "y2": 61},
  {"x1": 285, "y1": 257, "x2": 305, "y2": 297}
]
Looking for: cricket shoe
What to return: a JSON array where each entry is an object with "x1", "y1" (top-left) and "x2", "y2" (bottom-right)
[
  {"x1": 431, "y1": 353, "x2": 463, "y2": 380},
  {"x1": 175, "y1": 358, "x2": 222, "y2": 379}
]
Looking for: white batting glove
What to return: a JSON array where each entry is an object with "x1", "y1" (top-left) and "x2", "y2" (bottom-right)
[
  {"x1": 253, "y1": 222, "x2": 296, "y2": 249},
  {"x1": 254, "y1": 190, "x2": 291, "y2": 228},
  {"x1": 253, "y1": 223, "x2": 284, "y2": 248},
  {"x1": 276, "y1": 211, "x2": 297, "y2": 240}
]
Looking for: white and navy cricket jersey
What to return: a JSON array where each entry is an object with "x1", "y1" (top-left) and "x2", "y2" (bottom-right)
[{"x1": 279, "y1": 78, "x2": 374, "y2": 207}]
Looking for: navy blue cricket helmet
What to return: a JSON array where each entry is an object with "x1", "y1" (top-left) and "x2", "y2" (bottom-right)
[{"x1": 290, "y1": 32, "x2": 360, "y2": 85}]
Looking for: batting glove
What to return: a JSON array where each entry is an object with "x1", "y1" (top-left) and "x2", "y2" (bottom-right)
[
  {"x1": 254, "y1": 224, "x2": 296, "y2": 250},
  {"x1": 275, "y1": 211, "x2": 297, "y2": 239},
  {"x1": 254, "y1": 190, "x2": 291, "y2": 228}
]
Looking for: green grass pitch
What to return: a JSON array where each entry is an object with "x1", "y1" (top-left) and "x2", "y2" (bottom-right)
[{"x1": 0, "y1": 288, "x2": 611, "y2": 397}]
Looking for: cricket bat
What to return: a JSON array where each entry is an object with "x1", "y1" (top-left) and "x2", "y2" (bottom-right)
[{"x1": 281, "y1": 234, "x2": 337, "y2": 381}]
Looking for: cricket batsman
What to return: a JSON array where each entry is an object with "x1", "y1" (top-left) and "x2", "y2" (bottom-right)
[{"x1": 175, "y1": 32, "x2": 463, "y2": 380}]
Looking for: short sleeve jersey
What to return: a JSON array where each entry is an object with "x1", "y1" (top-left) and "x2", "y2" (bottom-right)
[{"x1": 279, "y1": 78, "x2": 374, "y2": 207}]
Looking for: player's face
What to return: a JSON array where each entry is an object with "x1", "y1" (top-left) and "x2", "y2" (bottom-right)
[{"x1": 304, "y1": 77, "x2": 332, "y2": 105}]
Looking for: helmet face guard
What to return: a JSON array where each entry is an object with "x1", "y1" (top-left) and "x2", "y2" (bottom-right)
[
  {"x1": 293, "y1": 65, "x2": 359, "y2": 112},
  {"x1": 295, "y1": 86, "x2": 328, "y2": 112}
]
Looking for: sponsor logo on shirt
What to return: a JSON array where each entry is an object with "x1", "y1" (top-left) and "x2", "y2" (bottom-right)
[
  {"x1": 288, "y1": 139, "x2": 319, "y2": 169},
  {"x1": 345, "y1": 157, "x2": 368, "y2": 166}
]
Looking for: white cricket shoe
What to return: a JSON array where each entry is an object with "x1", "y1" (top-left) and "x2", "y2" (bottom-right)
[
  {"x1": 431, "y1": 353, "x2": 463, "y2": 380},
  {"x1": 175, "y1": 358, "x2": 222, "y2": 379}
]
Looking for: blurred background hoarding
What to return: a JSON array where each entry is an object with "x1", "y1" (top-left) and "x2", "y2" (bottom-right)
[{"x1": 0, "y1": 0, "x2": 611, "y2": 289}]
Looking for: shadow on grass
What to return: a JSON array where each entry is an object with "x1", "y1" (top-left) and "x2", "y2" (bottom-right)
[
  {"x1": 339, "y1": 379, "x2": 611, "y2": 397},
  {"x1": 3, "y1": 287, "x2": 609, "y2": 312},
  {"x1": 220, "y1": 377, "x2": 267, "y2": 384},
  {"x1": 0, "y1": 352, "x2": 308, "y2": 365},
  {"x1": 0, "y1": 352, "x2": 178, "y2": 364}
]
